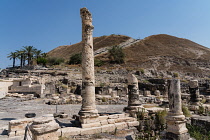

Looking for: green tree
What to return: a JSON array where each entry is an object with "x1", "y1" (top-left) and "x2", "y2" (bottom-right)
[
  {"x1": 108, "y1": 45, "x2": 125, "y2": 64},
  {"x1": 7, "y1": 52, "x2": 18, "y2": 67},
  {"x1": 69, "y1": 53, "x2": 82, "y2": 65}
]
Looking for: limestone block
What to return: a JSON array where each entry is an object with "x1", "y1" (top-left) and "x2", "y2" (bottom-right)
[
  {"x1": 9, "y1": 130, "x2": 25, "y2": 137},
  {"x1": 167, "y1": 120, "x2": 188, "y2": 135},
  {"x1": 32, "y1": 129, "x2": 60, "y2": 140},
  {"x1": 9, "y1": 118, "x2": 34, "y2": 136},
  {"x1": 127, "y1": 121, "x2": 139, "y2": 127},
  {"x1": 81, "y1": 122, "x2": 101, "y2": 128},
  {"x1": 111, "y1": 91, "x2": 117, "y2": 97},
  {"x1": 108, "y1": 114, "x2": 119, "y2": 119},
  {"x1": 80, "y1": 127, "x2": 102, "y2": 135},
  {"x1": 98, "y1": 115, "x2": 109, "y2": 121},
  {"x1": 30, "y1": 117, "x2": 60, "y2": 135},
  {"x1": 154, "y1": 90, "x2": 161, "y2": 96},
  {"x1": 189, "y1": 80, "x2": 198, "y2": 88},
  {"x1": 80, "y1": 116, "x2": 99, "y2": 124},
  {"x1": 144, "y1": 90, "x2": 151, "y2": 96},
  {"x1": 61, "y1": 127, "x2": 81, "y2": 137},
  {"x1": 100, "y1": 120, "x2": 108, "y2": 126},
  {"x1": 114, "y1": 122, "x2": 128, "y2": 130},
  {"x1": 107, "y1": 119, "x2": 115, "y2": 124},
  {"x1": 115, "y1": 117, "x2": 135, "y2": 123},
  {"x1": 118, "y1": 113, "x2": 126, "y2": 118},
  {"x1": 101, "y1": 124, "x2": 116, "y2": 133}
]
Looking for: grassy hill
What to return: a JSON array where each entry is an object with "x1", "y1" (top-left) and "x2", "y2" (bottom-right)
[
  {"x1": 47, "y1": 34, "x2": 210, "y2": 75},
  {"x1": 47, "y1": 34, "x2": 131, "y2": 61}
]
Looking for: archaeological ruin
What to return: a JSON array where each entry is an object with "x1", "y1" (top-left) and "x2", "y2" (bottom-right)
[{"x1": 1, "y1": 7, "x2": 210, "y2": 140}]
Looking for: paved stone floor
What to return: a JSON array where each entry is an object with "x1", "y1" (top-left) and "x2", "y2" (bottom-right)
[{"x1": 0, "y1": 97, "x2": 126, "y2": 128}]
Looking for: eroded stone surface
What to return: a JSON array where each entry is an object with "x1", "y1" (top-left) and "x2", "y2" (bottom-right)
[
  {"x1": 166, "y1": 79, "x2": 189, "y2": 139},
  {"x1": 79, "y1": 7, "x2": 98, "y2": 118}
]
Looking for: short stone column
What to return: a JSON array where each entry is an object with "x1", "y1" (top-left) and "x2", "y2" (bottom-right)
[
  {"x1": 166, "y1": 79, "x2": 189, "y2": 140},
  {"x1": 124, "y1": 74, "x2": 142, "y2": 117},
  {"x1": 29, "y1": 115, "x2": 60, "y2": 140},
  {"x1": 79, "y1": 7, "x2": 98, "y2": 122},
  {"x1": 189, "y1": 80, "x2": 201, "y2": 105}
]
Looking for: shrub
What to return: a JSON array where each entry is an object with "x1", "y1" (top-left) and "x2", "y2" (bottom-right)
[
  {"x1": 139, "y1": 68, "x2": 145, "y2": 74},
  {"x1": 108, "y1": 45, "x2": 125, "y2": 64},
  {"x1": 37, "y1": 57, "x2": 47, "y2": 66},
  {"x1": 69, "y1": 53, "x2": 82, "y2": 65},
  {"x1": 173, "y1": 72, "x2": 179, "y2": 78},
  {"x1": 182, "y1": 105, "x2": 191, "y2": 117},
  {"x1": 94, "y1": 59, "x2": 104, "y2": 67},
  {"x1": 198, "y1": 105, "x2": 205, "y2": 114},
  {"x1": 47, "y1": 57, "x2": 64, "y2": 65},
  {"x1": 155, "y1": 110, "x2": 167, "y2": 130},
  {"x1": 187, "y1": 124, "x2": 210, "y2": 140}
]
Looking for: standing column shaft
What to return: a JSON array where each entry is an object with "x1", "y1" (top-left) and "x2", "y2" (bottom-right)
[
  {"x1": 168, "y1": 79, "x2": 183, "y2": 115},
  {"x1": 166, "y1": 79, "x2": 188, "y2": 139},
  {"x1": 79, "y1": 7, "x2": 98, "y2": 116},
  {"x1": 127, "y1": 74, "x2": 141, "y2": 106}
]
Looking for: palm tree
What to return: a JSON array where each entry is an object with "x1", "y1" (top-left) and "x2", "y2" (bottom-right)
[
  {"x1": 16, "y1": 50, "x2": 25, "y2": 68},
  {"x1": 7, "y1": 52, "x2": 18, "y2": 68},
  {"x1": 34, "y1": 49, "x2": 42, "y2": 59},
  {"x1": 22, "y1": 46, "x2": 36, "y2": 66}
]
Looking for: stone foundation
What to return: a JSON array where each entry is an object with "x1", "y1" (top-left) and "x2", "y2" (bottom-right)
[{"x1": 8, "y1": 118, "x2": 34, "y2": 137}]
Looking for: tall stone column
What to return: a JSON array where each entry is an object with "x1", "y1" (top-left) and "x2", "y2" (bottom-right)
[
  {"x1": 124, "y1": 74, "x2": 142, "y2": 117},
  {"x1": 79, "y1": 8, "x2": 98, "y2": 119},
  {"x1": 166, "y1": 79, "x2": 189, "y2": 140}
]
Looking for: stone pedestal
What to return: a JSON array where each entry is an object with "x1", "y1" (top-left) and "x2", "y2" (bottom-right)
[
  {"x1": 29, "y1": 115, "x2": 60, "y2": 140},
  {"x1": 166, "y1": 79, "x2": 189, "y2": 140},
  {"x1": 124, "y1": 74, "x2": 142, "y2": 117},
  {"x1": 189, "y1": 80, "x2": 201, "y2": 105},
  {"x1": 78, "y1": 7, "x2": 99, "y2": 122}
]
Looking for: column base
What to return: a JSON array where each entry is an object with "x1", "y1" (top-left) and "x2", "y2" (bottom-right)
[
  {"x1": 124, "y1": 106, "x2": 146, "y2": 118},
  {"x1": 166, "y1": 115, "x2": 188, "y2": 135},
  {"x1": 79, "y1": 109, "x2": 99, "y2": 124}
]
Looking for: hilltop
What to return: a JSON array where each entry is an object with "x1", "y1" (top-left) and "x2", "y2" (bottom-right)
[{"x1": 47, "y1": 34, "x2": 210, "y2": 76}]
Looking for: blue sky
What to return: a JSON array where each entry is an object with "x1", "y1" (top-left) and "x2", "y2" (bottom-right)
[{"x1": 0, "y1": 0, "x2": 210, "y2": 69}]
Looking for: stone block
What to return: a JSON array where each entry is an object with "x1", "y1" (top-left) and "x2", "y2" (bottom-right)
[
  {"x1": 189, "y1": 80, "x2": 198, "y2": 88},
  {"x1": 100, "y1": 120, "x2": 108, "y2": 126},
  {"x1": 127, "y1": 121, "x2": 139, "y2": 127},
  {"x1": 80, "y1": 116, "x2": 99, "y2": 124},
  {"x1": 115, "y1": 122, "x2": 128, "y2": 130},
  {"x1": 80, "y1": 127, "x2": 102, "y2": 135},
  {"x1": 9, "y1": 118, "x2": 34, "y2": 136},
  {"x1": 107, "y1": 119, "x2": 115, "y2": 124},
  {"x1": 61, "y1": 127, "x2": 81, "y2": 137},
  {"x1": 98, "y1": 115, "x2": 108, "y2": 121},
  {"x1": 118, "y1": 113, "x2": 126, "y2": 118},
  {"x1": 108, "y1": 114, "x2": 119, "y2": 119},
  {"x1": 32, "y1": 129, "x2": 60, "y2": 140},
  {"x1": 81, "y1": 122, "x2": 101, "y2": 128},
  {"x1": 101, "y1": 124, "x2": 116, "y2": 133}
]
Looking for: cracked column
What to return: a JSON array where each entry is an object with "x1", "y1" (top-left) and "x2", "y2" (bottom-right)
[
  {"x1": 166, "y1": 79, "x2": 189, "y2": 140},
  {"x1": 79, "y1": 8, "x2": 98, "y2": 120}
]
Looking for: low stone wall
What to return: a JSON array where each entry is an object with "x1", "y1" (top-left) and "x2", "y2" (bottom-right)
[{"x1": 191, "y1": 115, "x2": 210, "y2": 131}]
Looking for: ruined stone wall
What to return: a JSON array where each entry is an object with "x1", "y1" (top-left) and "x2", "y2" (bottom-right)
[{"x1": 0, "y1": 80, "x2": 13, "y2": 98}]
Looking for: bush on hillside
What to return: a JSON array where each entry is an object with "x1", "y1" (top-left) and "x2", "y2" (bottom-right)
[
  {"x1": 108, "y1": 45, "x2": 125, "y2": 64},
  {"x1": 47, "y1": 57, "x2": 64, "y2": 65},
  {"x1": 69, "y1": 53, "x2": 82, "y2": 65},
  {"x1": 94, "y1": 59, "x2": 104, "y2": 67}
]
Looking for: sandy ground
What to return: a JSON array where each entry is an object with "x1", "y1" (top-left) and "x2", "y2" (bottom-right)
[{"x1": 0, "y1": 97, "x2": 126, "y2": 129}]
